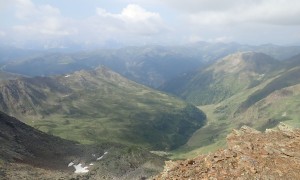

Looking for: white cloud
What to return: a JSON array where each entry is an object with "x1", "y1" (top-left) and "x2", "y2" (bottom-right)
[
  {"x1": 164, "y1": 0, "x2": 300, "y2": 45},
  {"x1": 0, "y1": 0, "x2": 13, "y2": 11},
  {"x1": 164, "y1": 0, "x2": 300, "y2": 26},
  {"x1": 94, "y1": 4, "x2": 166, "y2": 35},
  {"x1": 120, "y1": 4, "x2": 161, "y2": 22},
  {"x1": 14, "y1": 0, "x2": 36, "y2": 19},
  {"x1": 161, "y1": 0, "x2": 240, "y2": 12},
  {"x1": 13, "y1": 0, "x2": 60, "y2": 20},
  {"x1": 97, "y1": 4, "x2": 161, "y2": 22},
  {"x1": 0, "y1": 31, "x2": 6, "y2": 37},
  {"x1": 9, "y1": 1, "x2": 168, "y2": 47},
  {"x1": 4, "y1": 0, "x2": 299, "y2": 47},
  {"x1": 12, "y1": 0, "x2": 76, "y2": 39},
  {"x1": 71, "y1": 4, "x2": 169, "y2": 46},
  {"x1": 13, "y1": 17, "x2": 76, "y2": 36}
]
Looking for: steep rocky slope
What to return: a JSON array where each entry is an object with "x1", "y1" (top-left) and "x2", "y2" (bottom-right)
[
  {"x1": 155, "y1": 123, "x2": 300, "y2": 179},
  {"x1": 0, "y1": 111, "x2": 166, "y2": 179}
]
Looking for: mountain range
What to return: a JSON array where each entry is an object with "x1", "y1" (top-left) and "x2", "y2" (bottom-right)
[{"x1": 2, "y1": 42, "x2": 300, "y2": 88}]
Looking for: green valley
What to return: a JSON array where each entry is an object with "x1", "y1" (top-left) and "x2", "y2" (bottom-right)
[{"x1": 0, "y1": 67, "x2": 206, "y2": 150}]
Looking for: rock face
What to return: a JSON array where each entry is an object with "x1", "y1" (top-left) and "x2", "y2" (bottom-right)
[{"x1": 155, "y1": 123, "x2": 300, "y2": 179}]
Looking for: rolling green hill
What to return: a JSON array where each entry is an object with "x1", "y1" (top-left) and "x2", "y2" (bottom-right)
[{"x1": 0, "y1": 67, "x2": 206, "y2": 150}]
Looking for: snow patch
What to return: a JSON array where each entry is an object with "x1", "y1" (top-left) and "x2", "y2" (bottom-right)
[
  {"x1": 97, "y1": 156, "x2": 104, "y2": 160},
  {"x1": 74, "y1": 163, "x2": 89, "y2": 173},
  {"x1": 68, "y1": 162, "x2": 74, "y2": 167},
  {"x1": 68, "y1": 151, "x2": 109, "y2": 173},
  {"x1": 97, "y1": 151, "x2": 108, "y2": 161}
]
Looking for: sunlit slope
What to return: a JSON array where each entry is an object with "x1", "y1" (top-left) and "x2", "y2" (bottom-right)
[{"x1": 162, "y1": 52, "x2": 280, "y2": 105}]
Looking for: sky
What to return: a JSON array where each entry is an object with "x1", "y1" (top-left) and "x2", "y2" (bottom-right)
[{"x1": 0, "y1": 0, "x2": 300, "y2": 48}]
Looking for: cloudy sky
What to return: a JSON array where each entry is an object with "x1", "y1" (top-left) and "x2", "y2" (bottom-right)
[{"x1": 1, "y1": 0, "x2": 300, "y2": 48}]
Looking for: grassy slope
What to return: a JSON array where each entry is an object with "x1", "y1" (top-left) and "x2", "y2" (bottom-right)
[
  {"x1": 169, "y1": 53, "x2": 300, "y2": 159},
  {"x1": 0, "y1": 67, "x2": 206, "y2": 150},
  {"x1": 171, "y1": 79, "x2": 300, "y2": 159},
  {"x1": 162, "y1": 52, "x2": 279, "y2": 105}
]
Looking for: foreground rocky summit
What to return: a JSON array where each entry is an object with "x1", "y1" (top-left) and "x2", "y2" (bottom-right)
[{"x1": 155, "y1": 123, "x2": 300, "y2": 179}]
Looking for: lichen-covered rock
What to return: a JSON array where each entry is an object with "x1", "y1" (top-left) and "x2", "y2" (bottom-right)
[{"x1": 154, "y1": 123, "x2": 300, "y2": 179}]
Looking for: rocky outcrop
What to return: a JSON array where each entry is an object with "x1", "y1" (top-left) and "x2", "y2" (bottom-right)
[{"x1": 155, "y1": 123, "x2": 300, "y2": 179}]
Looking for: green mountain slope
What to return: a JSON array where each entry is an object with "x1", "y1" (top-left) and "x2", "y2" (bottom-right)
[
  {"x1": 162, "y1": 52, "x2": 280, "y2": 105},
  {"x1": 167, "y1": 52, "x2": 300, "y2": 159},
  {"x1": 0, "y1": 67, "x2": 206, "y2": 150},
  {"x1": 238, "y1": 66, "x2": 300, "y2": 113}
]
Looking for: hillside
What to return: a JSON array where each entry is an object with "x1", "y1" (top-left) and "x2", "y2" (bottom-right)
[
  {"x1": 0, "y1": 71, "x2": 22, "y2": 81},
  {"x1": 155, "y1": 123, "x2": 300, "y2": 179},
  {"x1": 217, "y1": 53, "x2": 300, "y2": 131},
  {"x1": 165, "y1": 52, "x2": 300, "y2": 159},
  {"x1": 0, "y1": 111, "x2": 166, "y2": 179},
  {"x1": 0, "y1": 67, "x2": 206, "y2": 150},
  {"x1": 161, "y1": 52, "x2": 279, "y2": 105}
]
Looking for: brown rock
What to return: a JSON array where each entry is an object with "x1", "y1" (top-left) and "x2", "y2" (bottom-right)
[{"x1": 154, "y1": 123, "x2": 300, "y2": 180}]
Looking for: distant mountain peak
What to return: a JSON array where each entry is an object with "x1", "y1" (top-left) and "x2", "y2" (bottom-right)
[
  {"x1": 211, "y1": 51, "x2": 278, "y2": 74},
  {"x1": 161, "y1": 51, "x2": 281, "y2": 105}
]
